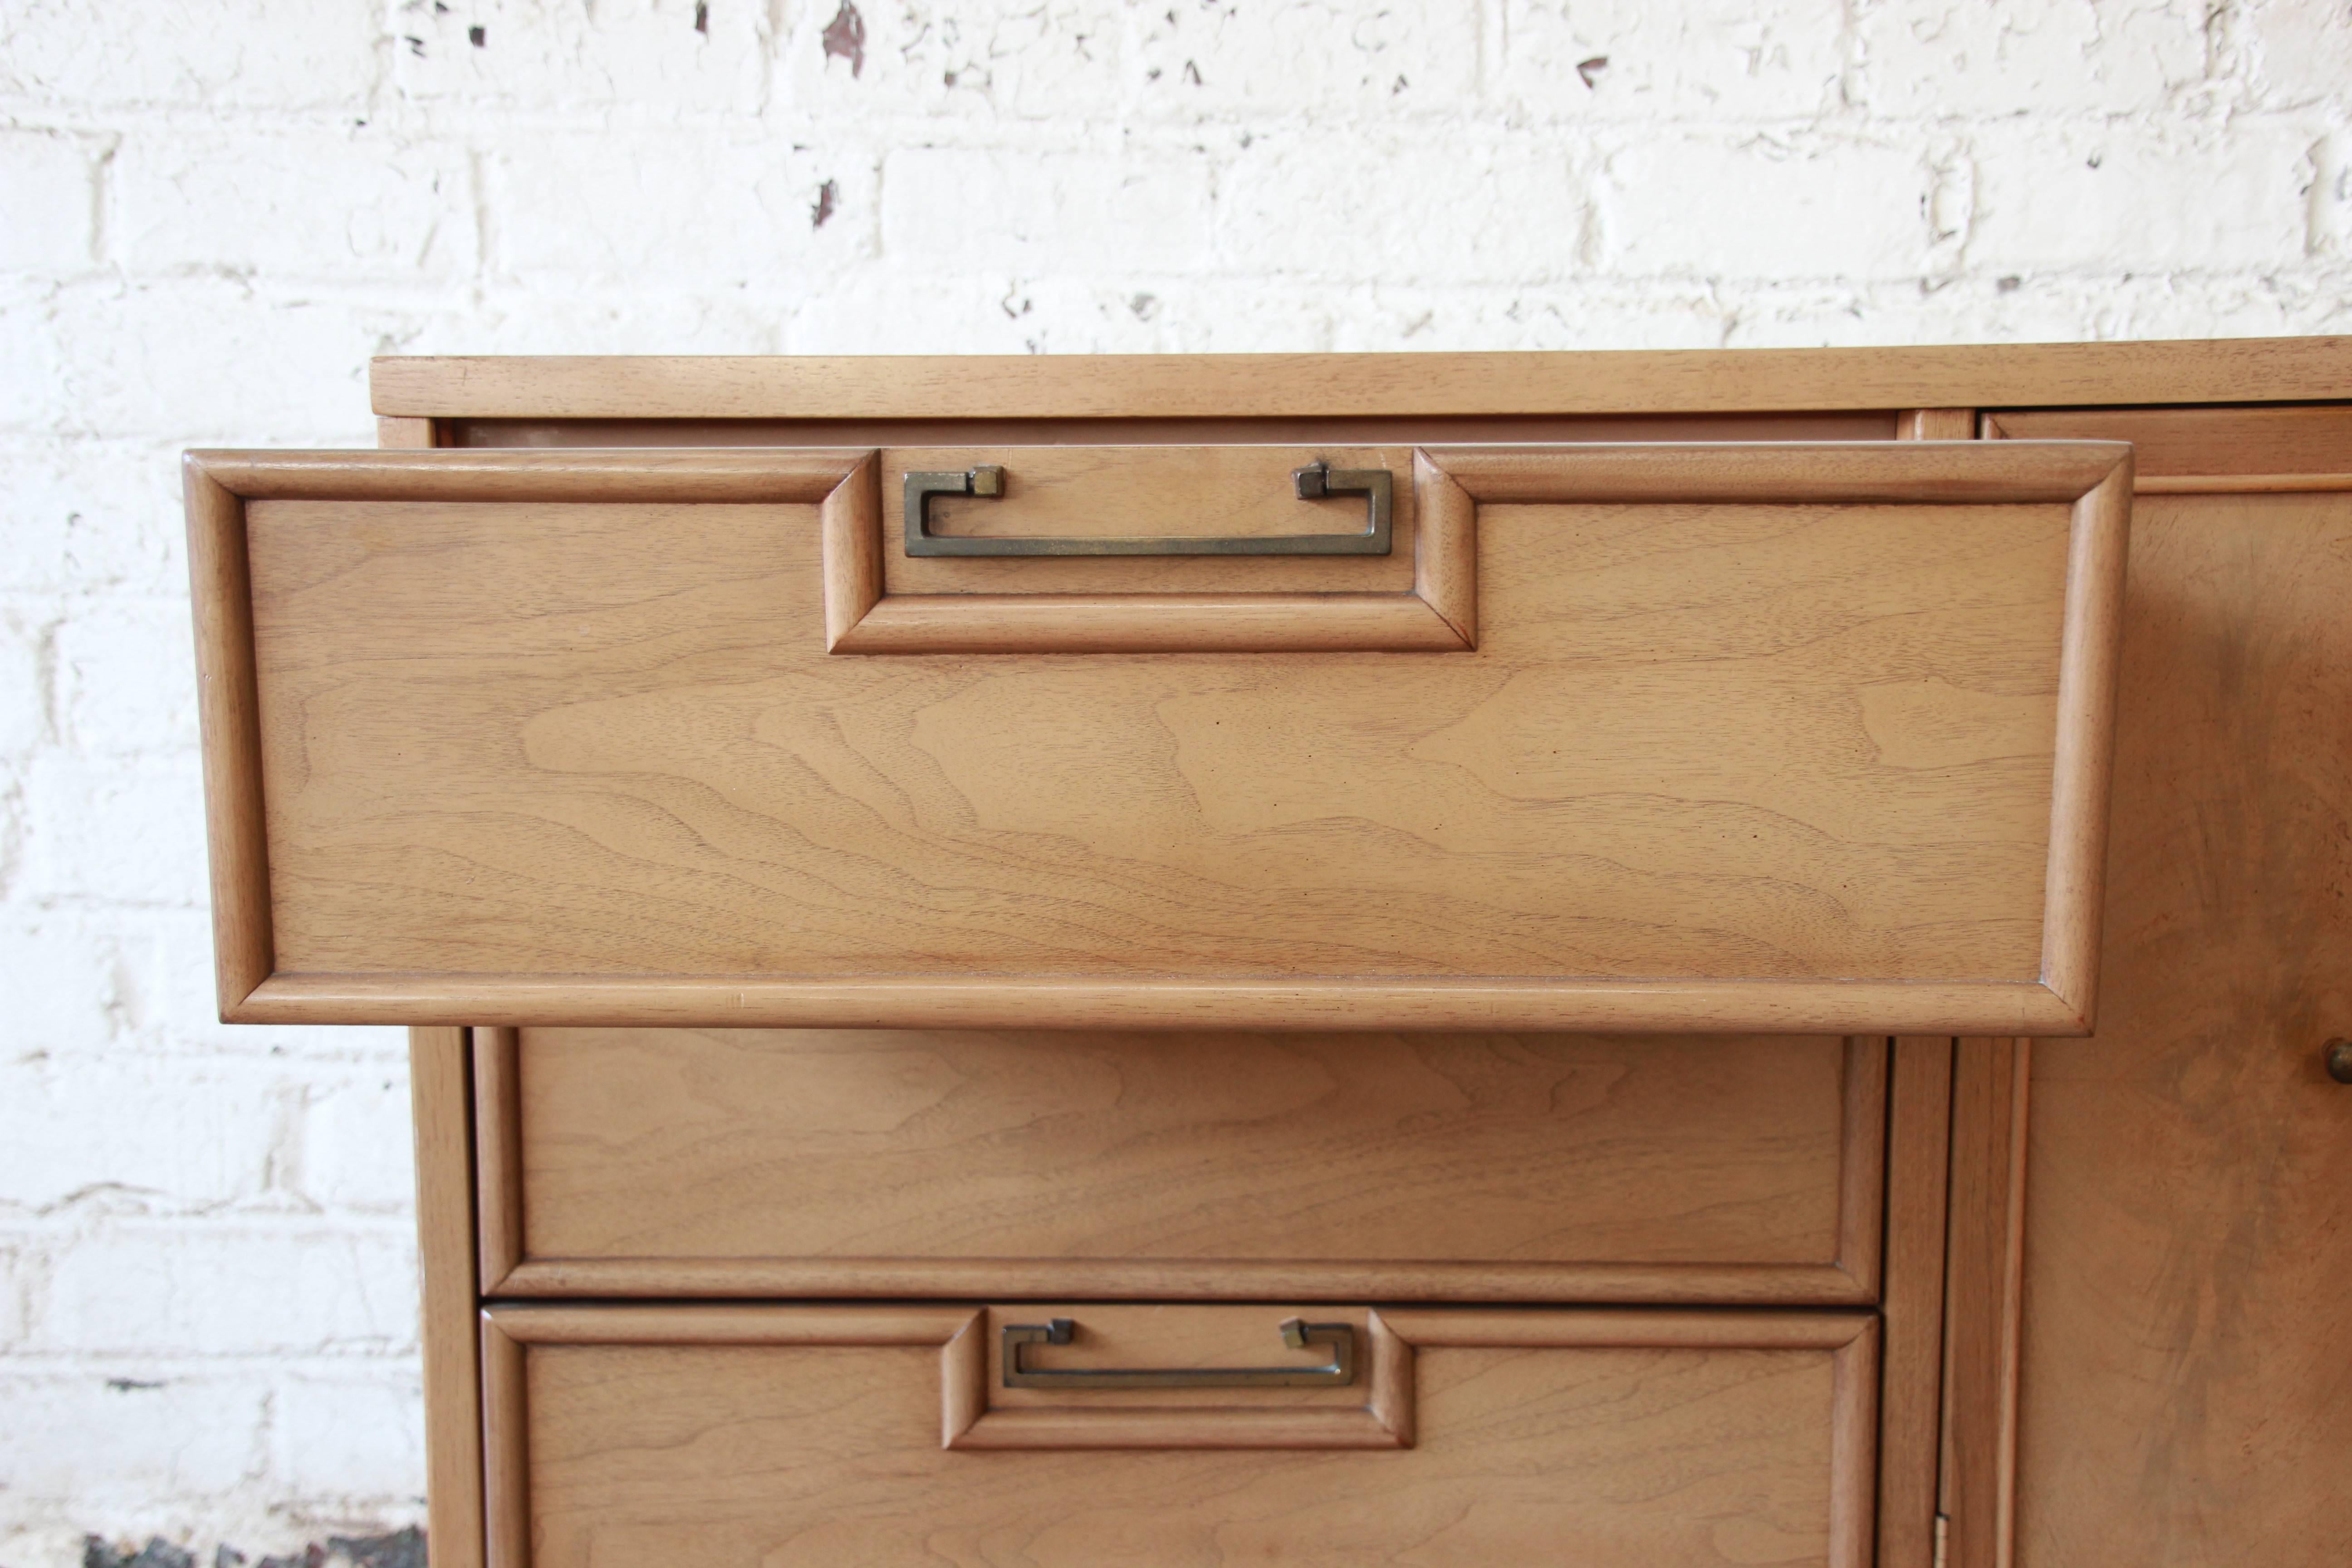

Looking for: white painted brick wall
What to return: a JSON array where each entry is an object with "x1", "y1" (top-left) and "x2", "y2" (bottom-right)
[{"x1": 0, "y1": 1, "x2": 2347, "y2": 1563}]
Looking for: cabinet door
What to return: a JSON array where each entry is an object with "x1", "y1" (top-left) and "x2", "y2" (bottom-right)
[{"x1": 1987, "y1": 408, "x2": 2352, "y2": 1566}]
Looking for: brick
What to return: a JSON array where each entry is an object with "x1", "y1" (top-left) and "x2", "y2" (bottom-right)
[
  {"x1": 126, "y1": 906, "x2": 408, "y2": 1062},
  {"x1": 0, "y1": 604, "x2": 47, "y2": 755},
  {"x1": 297, "y1": 1068, "x2": 416, "y2": 1215},
  {"x1": 1969, "y1": 119, "x2": 2313, "y2": 274},
  {"x1": 0, "y1": 913, "x2": 139, "y2": 1048},
  {"x1": 0, "y1": 129, "x2": 99, "y2": 271},
  {"x1": 1495, "y1": 0, "x2": 1848, "y2": 121},
  {"x1": 2241, "y1": 0, "x2": 2352, "y2": 109},
  {"x1": 782, "y1": 271, "x2": 1341, "y2": 355},
  {"x1": 0, "y1": 0, "x2": 383, "y2": 110},
  {"x1": 112, "y1": 128, "x2": 475, "y2": 282},
  {"x1": 54, "y1": 595, "x2": 198, "y2": 755},
  {"x1": 487, "y1": 129, "x2": 867, "y2": 283},
  {"x1": 0, "y1": 1053, "x2": 275, "y2": 1210},
  {"x1": 1597, "y1": 133, "x2": 1930, "y2": 279},
  {"x1": 392, "y1": 0, "x2": 767, "y2": 113},
  {"x1": 1217, "y1": 130, "x2": 1587, "y2": 285},
  {"x1": 881, "y1": 145, "x2": 1213, "y2": 270},
  {"x1": 778, "y1": 0, "x2": 1129, "y2": 122},
  {"x1": 0, "y1": 1372, "x2": 268, "y2": 1497},
  {"x1": 19, "y1": 751, "x2": 208, "y2": 906},
  {"x1": 37, "y1": 279, "x2": 388, "y2": 443},
  {"x1": 1854, "y1": 0, "x2": 2209, "y2": 118},
  {"x1": 1126, "y1": 0, "x2": 1478, "y2": 116},
  {"x1": 272, "y1": 1369, "x2": 426, "y2": 1500},
  {"x1": 33, "y1": 1225, "x2": 418, "y2": 1355},
  {"x1": 0, "y1": 437, "x2": 186, "y2": 595}
]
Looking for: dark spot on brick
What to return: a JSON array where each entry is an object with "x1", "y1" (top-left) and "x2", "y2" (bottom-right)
[
  {"x1": 1391, "y1": 73, "x2": 1408, "y2": 93},
  {"x1": 405, "y1": 35, "x2": 425, "y2": 56},
  {"x1": 468, "y1": 24, "x2": 485, "y2": 46},
  {"x1": 1147, "y1": 66, "x2": 1161, "y2": 81},
  {"x1": 695, "y1": 1, "x2": 709, "y2": 34},
  {"x1": 1130, "y1": 292, "x2": 1159, "y2": 320},
  {"x1": 330, "y1": 1528, "x2": 427, "y2": 1568},
  {"x1": 944, "y1": 68, "x2": 957, "y2": 84},
  {"x1": 84, "y1": 1540, "x2": 195, "y2": 1568},
  {"x1": 433, "y1": 0, "x2": 448, "y2": 11},
  {"x1": 2087, "y1": 152, "x2": 2103, "y2": 169},
  {"x1": 812, "y1": 178, "x2": 839, "y2": 228},
  {"x1": 104, "y1": 1376, "x2": 166, "y2": 1391},
  {"x1": 1576, "y1": 55, "x2": 1607, "y2": 88},
  {"x1": 1182, "y1": 59, "x2": 1202, "y2": 84},
  {"x1": 1998, "y1": 275, "x2": 2022, "y2": 293},
  {"x1": 821, "y1": 0, "x2": 866, "y2": 77}
]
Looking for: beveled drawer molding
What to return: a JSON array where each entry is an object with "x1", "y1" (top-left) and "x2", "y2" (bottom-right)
[
  {"x1": 186, "y1": 440, "x2": 2129, "y2": 1035},
  {"x1": 480, "y1": 1303, "x2": 1880, "y2": 1568},
  {"x1": 471, "y1": 1029, "x2": 1887, "y2": 1305}
]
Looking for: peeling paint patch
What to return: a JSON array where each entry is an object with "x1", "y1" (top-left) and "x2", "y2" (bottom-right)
[{"x1": 821, "y1": 0, "x2": 866, "y2": 78}]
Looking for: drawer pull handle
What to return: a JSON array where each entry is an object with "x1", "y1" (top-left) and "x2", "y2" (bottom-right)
[
  {"x1": 903, "y1": 461, "x2": 1394, "y2": 557},
  {"x1": 1002, "y1": 1317, "x2": 1357, "y2": 1389}
]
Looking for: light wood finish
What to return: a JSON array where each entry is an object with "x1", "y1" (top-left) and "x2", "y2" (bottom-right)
[
  {"x1": 831, "y1": 444, "x2": 1471, "y2": 654},
  {"x1": 477, "y1": 1029, "x2": 1884, "y2": 1303},
  {"x1": 369, "y1": 336, "x2": 2352, "y2": 419},
  {"x1": 377, "y1": 416, "x2": 438, "y2": 449},
  {"x1": 1878, "y1": 1036, "x2": 1956, "y2": 1568},
  {"x1": 483, "y1": 1302, "x2": 1877, "y2": 1568},
  {"x1": 470, "y1": 1027, "x2": 523, "y2": 1293},
  {"x1": 951, "y1": 1305, "x2": 1412, "y2": 1450},
  {"x1": 408, "y1": 1027, "x2": 484, "y2": 1568},
  {"x1": 1900, "y1": 408, "x2": 1977, "y2": 442},
  {"x1": 443, "y1": 410, "x2": 1901, "y2": 451},
  {"x1": 1987, "y1": 403, "x2": 2352, "y2": 478},
  {"x1": 187, "y1": 441, "x2": 2128, "y2": 1033},
  {"x1": 183, "y1": 456, "x2": 274, "y2": 1010},
  {"x1": 2001, "y1": 460, "x2": 2352, "y2": 1566},
  {"x1": 1941, "y1": 1038, "x2": 2029, "y2": 1568}
]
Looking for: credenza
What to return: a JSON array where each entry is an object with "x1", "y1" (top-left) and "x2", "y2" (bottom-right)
[{"x1": 182, "y1": 339, "x2": 2352, "y2": 1566}]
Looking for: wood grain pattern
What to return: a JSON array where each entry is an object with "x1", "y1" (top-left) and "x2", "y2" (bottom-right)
[
  {"x1": 829, "y1": 444, "x2": 1471, "y2": 654},
  {"x1": 1942, "y1": 1038, "x2": 2029, "y2": 1568},
  {"x1": 471, "y1": 1027, "x2": 523, "y2": 1293},
  {"x1": 409, "y1": 1027, "x2": 484, "y2": 1568},
  {"x1": 478, "y1": 1029, "x2": 1883, "y2": 1303},
  {"x1": 191, "y1": 441, "x2": 2127, "y2": 1032},
  {"x1": 368, "y1": 336, "x2": 2352, "y2": 419},
  {"x1": 483, "y1": 1303, "x2": 1877, "y2": 1568},
  {"x1": 1878, "y1": 1036, "x2": 1955, "y2": 1568},
  {"x1": 1900, "y1": 409, "x2": 1977, "y2": 442},
  {"x1": 1987, "y1": 403, "x2": 2352, "y2": 478},
  {"x1": 183, "y1": 456, "x2": 274, "y2": 1009},
  {"x1": 2007, "y1": 474, "x2": 2352, "y2": 1568},
  {"x1": 377, "y1": 416, "x2": 438, "y2": 449}
]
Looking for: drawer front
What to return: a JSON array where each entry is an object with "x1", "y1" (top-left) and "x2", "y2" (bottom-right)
[
  {"x1": 188, "y1": 440, "x2": 2129, "y2": 1034},
  {"x1": 483, "y1": 1303, "x2": 1878, "y2": 1568},
  {"x1": 477, "y1": 1029, "x2": 1884, "y2": 1303}
]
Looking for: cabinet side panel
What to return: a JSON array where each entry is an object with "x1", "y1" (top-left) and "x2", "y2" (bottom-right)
[{"x1": 410, "y1": 1026, "x2": 485, "y2": 1568}]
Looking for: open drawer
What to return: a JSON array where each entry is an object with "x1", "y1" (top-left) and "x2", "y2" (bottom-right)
[
  {"x1": 185, "y1": 441, "x2": 2130, "y2": 1033},
  {"x1": 480, "y1": 1302, "x2": 1879, "y2": 1568}
]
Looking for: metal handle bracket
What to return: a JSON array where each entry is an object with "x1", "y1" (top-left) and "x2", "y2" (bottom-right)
[
  {"x1": 903, "y1": 461, "x2": 1393, "y2": 557},
  {"x1": 1002, "y1": 1317, "x2": 1357, "y2": 1389}
]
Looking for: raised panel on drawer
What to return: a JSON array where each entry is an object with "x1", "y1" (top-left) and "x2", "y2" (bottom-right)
[
  {"x1": 186, "y1": 441, "x2": 2130, "y2": 1034},
  {"x1": 477, "y1": 1030, "x2": 1884, "y2": 1303},
  {"x1": 481, "y1": 1304, "x2": 1879, "y2": 1568}
]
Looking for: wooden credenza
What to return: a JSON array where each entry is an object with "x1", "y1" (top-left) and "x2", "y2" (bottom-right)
[{"x1": 183, "y1": 341, "x2": 2352, "y2": 1567}]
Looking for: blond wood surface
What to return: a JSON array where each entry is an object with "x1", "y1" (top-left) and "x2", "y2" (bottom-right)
[
  {"x1": 480, "y1": 1029, "x2": 1881, "y2": 1303},
  {"x1": 471, "y1": 1028, "x2": 523, "y2": 1293},
  {"x1": 443, "y1": 410, "x2": 1900, "y2": 451},
  {"x1": 368, "y1": 336, "x2": 2352, "y2": 419},
  {"x1": 1878, "y1": 1037, "x2": 1955, "y2": 1568},
  {"x1": 483, "y1": 1303, "x2": 1877, "y2": 1568},
  {"x1": 409, "y1": 1027, "x2": 483, "y2": 1568},
  {"x1": 192, "y1": 442, "x2": 2126, "y2": 1031},
  {"x1": 377, "y1": 416, "x2": 438, "y2": 449},
  {"x1": 831, "y1": 444, "x2": 1472, "y2": 653},
  {"x1": 1987, "y1": 403, "x2": 2352, "y2": 477},
  {"x1": 1900, "y1": 409, "x2": 1977, "y2": 442},
  {"x1": 183, "y1": 457, "x2": 274, "y2": 1009},
  {"x1": 2008, "y1": 477, "x2": 2352, "y2": 1567},
  {"x1": 1943, "y1": 1039, "x2": 2029, "y2": 1568}
]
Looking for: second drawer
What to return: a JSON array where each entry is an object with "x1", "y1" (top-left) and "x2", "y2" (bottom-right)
[{"x1": 475, "y1": 1029, "x2": 1885, "y2": 1303}]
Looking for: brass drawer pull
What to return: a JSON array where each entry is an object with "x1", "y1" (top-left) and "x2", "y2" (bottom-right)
[
  {"x1": 903, "y1": 461, "x2": 1394, "y2": 557},
  {"x1": 1002, "y1": 1317, "x2": 1357, "y2": 1389}
]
